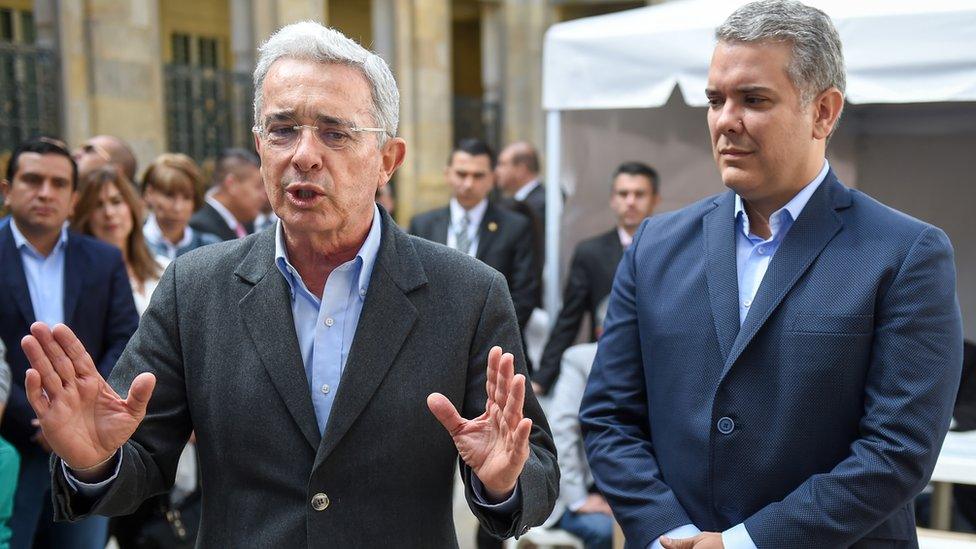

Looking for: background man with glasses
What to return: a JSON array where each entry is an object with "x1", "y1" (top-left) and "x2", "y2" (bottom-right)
[{"x1": 21, "y1": 22, "x2": 557, "y2": 547}]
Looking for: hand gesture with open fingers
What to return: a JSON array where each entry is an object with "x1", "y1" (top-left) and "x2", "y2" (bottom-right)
[
  {"x1": 427, "y1": 346, "x2": 532, "y2": 501},
  {"x1": 21, "y1": 322, "x2": 155, "y2": 472}
]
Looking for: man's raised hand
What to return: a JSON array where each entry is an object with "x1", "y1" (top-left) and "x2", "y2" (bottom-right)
[
  {"x1": 22, "y1": 322, "x2": 155, "y2": 476},
  {"x1": 427, "y1": 346, "x2": 532, "y2": 501}
]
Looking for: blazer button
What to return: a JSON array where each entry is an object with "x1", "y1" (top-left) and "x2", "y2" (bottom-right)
[
  {"x1": 717, "y1": 417, "x2": 735, "y2": 434},
  {"x1": 311, "y1": 493, "x2": 330, "y2": 511}
]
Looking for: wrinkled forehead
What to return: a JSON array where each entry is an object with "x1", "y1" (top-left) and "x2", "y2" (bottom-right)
[{"x1": 260, "y1": 58, "x2": 374, "y2": 123}]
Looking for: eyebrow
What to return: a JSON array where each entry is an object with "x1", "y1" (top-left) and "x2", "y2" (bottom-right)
[
  {"x1": 263, "y1": 110, "x2": 357, "y2": 127},
  {"x1": 705, "y1": 85, "x2": 775, "y2": 95}
]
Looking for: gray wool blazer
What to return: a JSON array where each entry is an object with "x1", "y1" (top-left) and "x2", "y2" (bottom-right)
[{"x1": 51, "y1": 209, "x2": 558, "y2": 548}]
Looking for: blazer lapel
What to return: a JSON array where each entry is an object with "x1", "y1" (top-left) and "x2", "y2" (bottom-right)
[
  {"x1": 434, "y1": 208, "x2": 450, "y2": 246},
  {"x1": 0, "y1": 225, "x2": 35, "y2": 325},
  {"x1": 703, "y1": 192, "x2": 741, "y2": 363},
  {"x1": 236, "y1": 231, "x2": 321, "y2": 449},
  {"x1": 314, "y1": 215, "x2": 426, "y2": 469},
  {"x1": 475, "y1": 204, "x2": 500, "y2": 262},
  {"x1": 63, "y1": 233, "x2": 88, "y2": 324},
  {"x1": 723, "y1": 173, "x2": 849, "y2": 375}
]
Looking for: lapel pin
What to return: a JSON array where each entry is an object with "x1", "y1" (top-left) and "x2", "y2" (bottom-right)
[{"x1": 488, "y1": 222, "x2": 498, "y2": 232}]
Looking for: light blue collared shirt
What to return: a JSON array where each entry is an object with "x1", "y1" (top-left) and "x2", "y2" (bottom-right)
[
  {"x1": 735, "y1": 160, "x2": 829, "y2": 325},
  {"x1": 275, "y1": 204, "x2": 382, "y2": 435},
  {"x1": 9, "y1": 219, "x2": 69, "y2": 326},
  {"x1": 650, "y1": 161, "x2": 829, "y2": 549}
]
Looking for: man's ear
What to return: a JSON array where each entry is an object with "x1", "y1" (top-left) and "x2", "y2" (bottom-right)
[
  {"x1": 812, "y1": 87, "x2": 844, "y2": 140},
  {"x1": 381, "y1": 137, "x2": 407, "y2": 182}
]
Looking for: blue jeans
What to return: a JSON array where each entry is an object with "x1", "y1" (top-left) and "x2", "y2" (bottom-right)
[
  {"x1": 559, "y1": 509, "x2": 613, "y2": 549},
  {"x1": 9, "y1": 448, "x2": 108, "y2": 549}
]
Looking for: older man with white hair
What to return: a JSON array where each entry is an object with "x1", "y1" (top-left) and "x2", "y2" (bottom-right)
[{"x1": 24, "y1": 22, "x2": 557, "y2": 547}]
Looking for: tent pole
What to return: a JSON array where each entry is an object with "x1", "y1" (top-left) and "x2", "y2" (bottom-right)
[{"x1": 544, "y1": 110, "x2": 563, "y2": 327}]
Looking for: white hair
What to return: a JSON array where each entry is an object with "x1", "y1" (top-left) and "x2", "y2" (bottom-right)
[{"x1": 253, "y1": 21, "x2": 399, "y2": 143}]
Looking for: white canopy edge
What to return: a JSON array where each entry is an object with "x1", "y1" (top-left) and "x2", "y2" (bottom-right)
[{"x1": 543, "y1": 0, "x2": 976, "y2": 111}]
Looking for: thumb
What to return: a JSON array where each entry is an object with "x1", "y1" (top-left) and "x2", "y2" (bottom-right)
[
  {"x1": 660, "y1": 535, "x2": 696, "y2": 549},
  {"x1": 125, "y1": 372, "x2": 157, "y2": 417},
  {"x1": 427, "y1": 393, "x2": 465, "y2": 435}
]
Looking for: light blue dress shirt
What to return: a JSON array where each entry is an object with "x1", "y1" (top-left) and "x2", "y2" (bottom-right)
[
  {"x1": 650, "y1": 160, "x2": 829, "y2": 549},
  {"x1": 274, "y1": 204, "x2": 381, "y2": 435},
  {"x1": 9, "y1": 219, "x2": 68, "y2": 326}
]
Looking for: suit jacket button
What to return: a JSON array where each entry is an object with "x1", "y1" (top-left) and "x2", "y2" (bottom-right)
[
  {"x1": 311, "y1": 493, "x2": 330, "y2": 511},
  {"x1": 717, "y1": 417, "x2": 735, "y2": 434}
]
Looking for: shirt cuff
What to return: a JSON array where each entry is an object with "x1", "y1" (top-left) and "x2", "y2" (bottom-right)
[
  {"x1": 470, "y1": 474, "x2": 521, "y2": 514},
  {"x1": 649, "y1": 524, "x2": 702, "y2": 549},
  {"x1": 61, "y1": 449, "x2": 122, "y2": 498},
  {"x1": 722, "y1": 523, "x2": 758, "y2": 549}
]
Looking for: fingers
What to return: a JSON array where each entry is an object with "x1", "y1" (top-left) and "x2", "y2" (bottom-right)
[
  {"x1": 21, "y1": 327, "x2": 64, "y2": 397},
  {"x1": 125, "y1": 373, "x2": 157, "y2": 417},
  {"x1": 51, "y1": 323, "x2": 98, "y2": 378},
  {"x1": 494, "y1": 351, "x2": 515, "y2": 409},
  {"x1": 427, "y1": 393, "x2": 465, "y2": 435},
  {"x1": 31, "y1": 323, "x2": 76, "y2": 385},
  {"x1": 513, "y1": 417, "x2": 532, "y2": 457},
  {"x1": 502, "y1": 373, "x2": 526, "y2": 432},
  {"x1": 485, "y1": 346, "x2": 502, "y2": 411},
  {"x1": 24, "y1": 369, "x2": 50, "y2": 416},
  {"x1": 660, "y1": 535, "x2": 697, "y2": 549}
]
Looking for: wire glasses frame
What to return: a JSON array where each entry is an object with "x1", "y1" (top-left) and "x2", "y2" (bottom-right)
[{"x1": 252, "y1": 122, "x2": 389, "y2": 151}]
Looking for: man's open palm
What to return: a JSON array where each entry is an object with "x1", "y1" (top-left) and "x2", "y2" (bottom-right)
[
  {"x1": 427, "y1": 346, "x2": 532, "y2": 500},
  {"x1": 22, "y1": 322, "x2": 155, "y2": 470}
]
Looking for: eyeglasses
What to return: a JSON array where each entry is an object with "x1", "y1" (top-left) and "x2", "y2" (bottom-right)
[{"x1": 253, "y1": 121, "x2": 389, "y2": 151}]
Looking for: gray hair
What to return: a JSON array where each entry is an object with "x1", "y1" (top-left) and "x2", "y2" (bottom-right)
[
  {"x1": 253, "y1": 21, "x2": 399, "y2": 143},
  {"x1": 716, "y1": 0, "x2": 846, "y2": 105}
]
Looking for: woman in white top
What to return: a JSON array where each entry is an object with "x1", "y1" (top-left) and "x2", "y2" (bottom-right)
[{"x1": 71, "y1": 166, "x2": 168, "y2": 315}]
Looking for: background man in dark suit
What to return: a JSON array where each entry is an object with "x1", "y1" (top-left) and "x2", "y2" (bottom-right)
[
  {"x1": 189, "y1": 148, "x2": 265, "y2": 240},
  {"x1": 581, "y1": 2, "x2": 963, "y2": 548},
  {"x1": 21, "y1": 23, "x2": 557, "y2": 548},
  {"x1": 410, "y1": 138, "x2": 539, "y2": 329},
  {"x1": 0, "y1": 137, "x2": 139, "y2": 549},
  {"x1": 533, "y1": 161, "x2": 660, "y2": 395},
  {"x1": 496, "y1": 141, "x2": 545, "y2": 228}
]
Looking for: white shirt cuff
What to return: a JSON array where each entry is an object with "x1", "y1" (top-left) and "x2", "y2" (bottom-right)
[
  {"x1": 470, "y1": 474, "x2": 521, "y2": 514},
  {"x1": 61, "y1": 449, "x2": 123, "y2": 497},
  {"x1": 649, "y1": 524, "x2": 702, "y2": 549},
  {"x1": 722, "y1": 523, "x2": 758, "y2": 549}
]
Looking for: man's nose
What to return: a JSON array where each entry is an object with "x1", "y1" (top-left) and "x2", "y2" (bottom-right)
[
  {"x1": 715, "y1": 102, "x2": 742, "y2": 135},
  {"x1": 291, "y1": 128, "x2": 323, "y2": 173}
]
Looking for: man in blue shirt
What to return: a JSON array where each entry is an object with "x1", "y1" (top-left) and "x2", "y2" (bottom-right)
[
  {"x1": 580, "y1": 2, "x2": 963, "y2": 548},
  {"x1": 0, "y1": 137, "x2": 139, "y2": 549}
]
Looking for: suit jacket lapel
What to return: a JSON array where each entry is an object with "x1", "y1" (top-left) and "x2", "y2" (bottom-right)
[
  {"x1": 723, "y1": 173, "x2": 849, "y2": 375},
  {"x1": 63, "y1": 233, "x2": 88, "y2": 324},
  {"x1": 236, "y1": 230, "x2": 321, "y2": 449},
  {"x1": 433, "y1": 208, "x2": 450, "y2": 246},
  {"x1": 475, "y1": 203, "x2": 500, "y2": 262},
  {"x1": 703, "y1": 192, "x2": 741, "y2": 363},
  {"x1": 314, "y1": 213, "x2": 426, "y2": 469},
  {"x1": 0, "y1": 225, "x2": 35, "y2": 325}
]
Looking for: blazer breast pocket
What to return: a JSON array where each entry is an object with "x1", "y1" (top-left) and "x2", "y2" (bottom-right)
[{"x1": 789, "y1": 313, "x2": 874, "y2": 335}]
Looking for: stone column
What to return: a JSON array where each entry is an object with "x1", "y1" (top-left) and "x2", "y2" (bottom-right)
[
  {"x1": 371, "y1": 0, "x2": 395, "y2": 68},
  {"x1": 231, "y1": 0, "x2": 256, "y2": 72},
  {"x1": 59, "y1": 0, "x2": 166, "y2": 169},
  {"x1": 480, "y1": 1, "x2": 503, "y2": 149},
  {"x1": 501, "y1": 0, "x2": 549, "y2": 151},
  {"x1": 391, "y1": 0, "x2": 451, "y2": 224},
  {"x1": 252, "y1": 0, "x2": 327, "y2": 44}
]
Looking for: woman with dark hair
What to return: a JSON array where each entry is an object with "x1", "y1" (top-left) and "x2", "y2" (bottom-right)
[
  {"x1": 141, "y1": 153, "x2": 220, "y2": 260},
  {"x1": 71, "y1": 166, "x2": 167, "y2": 315}
]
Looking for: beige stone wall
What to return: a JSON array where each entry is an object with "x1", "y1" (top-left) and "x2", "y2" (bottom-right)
[{"x1": 57, "y1": 0, "x2": 166, "y2": 175}]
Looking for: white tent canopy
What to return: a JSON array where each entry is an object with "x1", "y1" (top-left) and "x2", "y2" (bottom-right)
[
  {"x1": 540, "y1": 0, "x2": 976, "y2": 339},
  {"x1": 543, "y1": 0, "x2": 976, "y2": 111}
]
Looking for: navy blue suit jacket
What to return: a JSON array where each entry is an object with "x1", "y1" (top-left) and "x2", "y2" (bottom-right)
[
  {"x1": 580, "y1": 171, "x2": 963, "y2": 548},
  {"x1": 0, "y1": 224, "x2": 139, "y2": 451}
]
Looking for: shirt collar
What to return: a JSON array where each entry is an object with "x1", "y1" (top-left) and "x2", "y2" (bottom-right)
[
  {"x1": 617, "y1": 226, "x2": 633, "y2": 248},
  {"x1": 449, "y1": 198, "x2": 488, "y2": 229},
  {"x1": 205, "y1": 193, "x2": 241, "y2": 231},
  {"x1": 144, "y1": 214, "x2": 194, "y2": 248},
  {"x1": 734, "y1": 159, "x2": 830, "y2": 237},
  {"x1": 9, "y1": 218, "x2": 69, "y2": 258},
  {"x1": 274, "y1": 203, "x2": 383, "y2": 299},
  {"x1": 513, "y1": 179, "x2": 540, "y2": 202}
]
